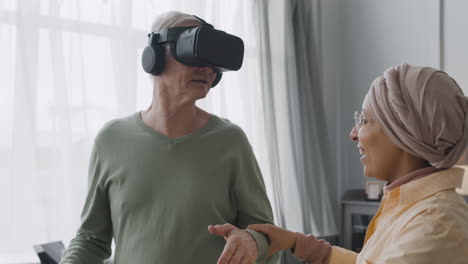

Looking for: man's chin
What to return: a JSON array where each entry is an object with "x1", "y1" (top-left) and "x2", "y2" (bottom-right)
[
  {"x1": 194, "y1": 93, "x2": 208, "y2": 101},
  {"x1": 194, "y1": 89, "x2": 209, "y2": 99}
]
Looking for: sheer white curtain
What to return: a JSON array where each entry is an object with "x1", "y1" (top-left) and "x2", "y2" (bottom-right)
[
  {"x1": 0, "y1": 0, "x2": 274, "y2": 262},
  {"x1": 254, "y1": 0, "x2": 338, "y2": 247}
]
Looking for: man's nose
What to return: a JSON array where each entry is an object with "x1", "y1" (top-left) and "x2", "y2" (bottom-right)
[{"x1": 198, "y1": 65, "x2": 215, "y2": 74}]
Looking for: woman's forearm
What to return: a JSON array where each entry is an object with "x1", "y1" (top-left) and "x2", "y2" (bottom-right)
[{"x1": 292, "y1": 233, "x2": 332, "y2": 264}]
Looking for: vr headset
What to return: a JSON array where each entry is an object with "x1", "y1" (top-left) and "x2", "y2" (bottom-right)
[{"x1": 141, "y1": 16, "x2": 244, "y2": 87}]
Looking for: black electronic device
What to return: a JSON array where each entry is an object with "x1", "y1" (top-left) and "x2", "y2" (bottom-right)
[{"x1": 141, "y1": 15, "x2": 244, "y2": 87}]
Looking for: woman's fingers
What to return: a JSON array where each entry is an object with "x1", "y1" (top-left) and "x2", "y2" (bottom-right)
[
  {"x1": 247, "y1": 223, "x2": 272, "y2": 234},
  {"x1": 249, "y1": 224, "x2": 297, "y2": 256},
  {"x1": 247, "y1": 224, "x2": 278, "y2": 257}
]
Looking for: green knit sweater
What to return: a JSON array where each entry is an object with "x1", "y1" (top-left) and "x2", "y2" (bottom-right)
[{"x1": 60, "y1": 112, "x2": 276, "y2": 263}]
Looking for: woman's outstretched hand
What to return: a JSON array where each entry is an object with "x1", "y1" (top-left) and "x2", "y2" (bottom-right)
[{"x1": 247, "y1": 223, "x2": 296, "y2": 257}]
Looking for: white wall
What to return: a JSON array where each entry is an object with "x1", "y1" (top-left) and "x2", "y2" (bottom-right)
[
  {"x1": 320, "y1": 0, "x2": 344, "y2": 206},
  {"x1": 444, "y1": 0, "x2": 468, "y2": 94},
  {"x1": 319, "y1": 0, "x2": 466, "y2": 203}
]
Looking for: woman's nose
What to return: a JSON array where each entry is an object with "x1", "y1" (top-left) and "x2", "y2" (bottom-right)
[{"x1": 349, "y1": 126, "x2": 358, "y2": 141}]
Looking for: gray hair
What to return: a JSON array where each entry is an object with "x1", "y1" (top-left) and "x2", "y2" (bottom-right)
[{"x1": 151, "y1": 11, "x2": 202, "y2": 33}]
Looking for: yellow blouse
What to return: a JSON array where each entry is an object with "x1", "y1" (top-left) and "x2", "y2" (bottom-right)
[{"x1": 330, "y1": 168, "x2": 468, "y2": 264}]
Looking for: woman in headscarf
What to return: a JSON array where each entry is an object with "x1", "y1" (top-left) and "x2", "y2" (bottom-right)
[{"x1": 213, "y1": 64, "x2": 468, "y2": 264}]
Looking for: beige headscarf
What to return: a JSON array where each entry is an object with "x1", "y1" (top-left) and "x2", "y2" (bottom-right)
[{"x1": 364, "y1": 63, "x2": 468, "y2": 168}]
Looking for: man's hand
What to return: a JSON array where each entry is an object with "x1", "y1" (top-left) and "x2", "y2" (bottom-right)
[{"x1": 208, "y1": 224, "x2": 258, "y2": 264}]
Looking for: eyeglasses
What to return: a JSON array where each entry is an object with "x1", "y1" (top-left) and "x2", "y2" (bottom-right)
[{"x1": 353, "y1": 111, "x2": 374, "y2": 131}]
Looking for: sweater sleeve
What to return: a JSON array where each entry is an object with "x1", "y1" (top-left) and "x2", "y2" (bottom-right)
[
  {"x1": 232, "y1": 131, "x2": 279, "y2": 263},
  {"x1": 60, "y1": 141, "x2": 113, "y2": 264}
]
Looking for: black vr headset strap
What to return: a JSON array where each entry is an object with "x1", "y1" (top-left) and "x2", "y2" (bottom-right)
[
  {"x1": 147, "y1": 15, "x2": 213, "y2": 46},
  {"x1": 193, "y1": 15, "x2": 214, "y2": 29},
  {"x1": 147, "y1": 26, "x2": 192, "y2": 45}
]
